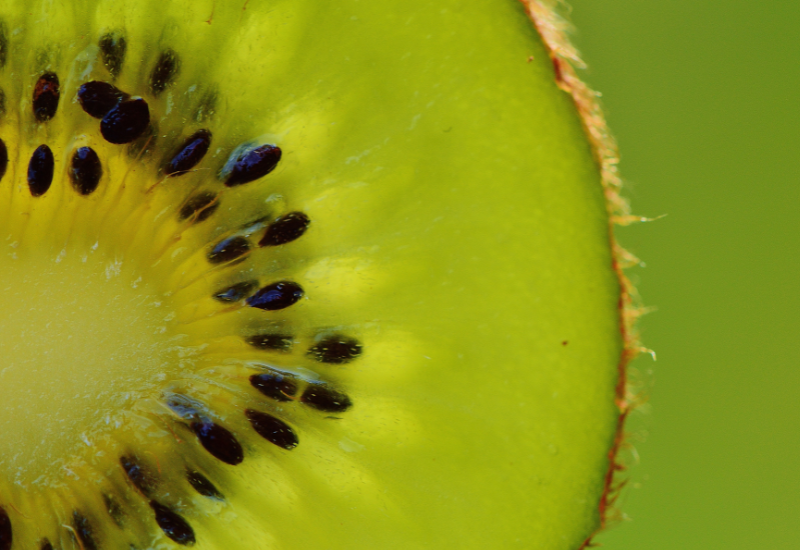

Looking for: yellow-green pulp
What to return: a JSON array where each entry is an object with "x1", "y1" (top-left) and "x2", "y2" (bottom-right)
[{"x1": 0, "y1": 0, "x2": 623, "y2": 549}]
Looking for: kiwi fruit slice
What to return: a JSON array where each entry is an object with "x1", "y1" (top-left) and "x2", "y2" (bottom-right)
[{"x1": 0, "y1": 1, "x2": 627, "y2": 549}]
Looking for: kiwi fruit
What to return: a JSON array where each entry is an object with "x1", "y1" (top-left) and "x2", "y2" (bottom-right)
[{"x1": 0, "y1": 1, "x2": 629, "y2": 549}]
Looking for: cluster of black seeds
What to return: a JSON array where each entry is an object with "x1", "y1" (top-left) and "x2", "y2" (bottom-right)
[
  {"x1": 15, "y1": 43, "x2": 284, "y2": 203},
  {"x1": 250, "y1": 371, "x2": 353, "y2": 413},
  {"x1": 78, "y1": 80, "x2": 150, "y2": 144},
  {"x1": 0, "y1": 28, "x2": 368, "y2": 550},
  {"x1": 202, "y1": 209, "x2": 362, "y2": 367},
  {"x1": 117, "y1": 453, "x2": 197, "y2": 544}
]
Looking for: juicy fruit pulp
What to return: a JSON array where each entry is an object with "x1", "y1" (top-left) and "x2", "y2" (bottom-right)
[{"x1": 0, "y1": 1, "x2": 623, "y2": 549}]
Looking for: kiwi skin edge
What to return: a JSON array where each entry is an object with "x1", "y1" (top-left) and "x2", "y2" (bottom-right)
[
  {"x1": 523, "y1": 1, "x2": 646, "y2": 546},
  {"x1": 0, "y1": 1, "x2": 640, "y2": 549}
]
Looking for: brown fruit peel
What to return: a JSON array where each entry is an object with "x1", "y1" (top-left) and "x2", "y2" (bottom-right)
[{"x1": 519, "y1": 1, "x2": 650, "y2": 546}]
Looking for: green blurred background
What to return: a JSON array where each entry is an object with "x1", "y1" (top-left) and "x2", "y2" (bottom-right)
[{"x1": 562, "y1": 1, "x2": 800, "y2": 548}]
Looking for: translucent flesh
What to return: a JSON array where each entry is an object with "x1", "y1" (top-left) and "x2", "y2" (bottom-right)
[{"x1": 0, "y1": 1, "x2": 621, "y2": 549}]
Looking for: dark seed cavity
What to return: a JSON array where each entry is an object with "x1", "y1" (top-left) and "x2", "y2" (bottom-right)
[
  {"x1": 187, "y1": 470, "x2": 224, "y2": 500},
  {"x1": 39, "y1": 540, "x2": 52, "y2": 550},
  {"x1": 165, "y1": 129, "x2": 212, "y2": 175},
  {"x1": 150, "y1": 502, "x2": 195, "y2": 546},
  {"x1": 33, "y1": 72, "x2": 60, "y2": 122},
  {"x1": 78, "y1": 80, "x2": 129, "y2": 118},
  {"x1": 250, "y1": 372, "x2": 298, "y2": 401},
  {"x1": 246, "y1": 334, "x2": 294, "y2": 353},
  {"x1": 0, "y1": 22, "x2": 7, "y2": 69},
  {"x1": 120, "y1": 455, "x2": 157, "y2": 497},
  {"x1": 0, "y1": 138, "x2": 7, "y2": 182},
  {"x1": 27, "y1": 144, "x2": 54, "y2": 197},
  {"x1": 99, "y1": 33, "x2": 127, "y2": 78},
  {"x1": 73, "y1": 511, "x2": 98, "y2": 550},
  {"x1": 101, "y1": 98, "x2": 150, "y2": 144},
  {"x1": 179, "y1": 191, "x2": 219, "y2": 223},
  {"x1": 70, "y1": 147, "x2": 102, "y2": 195},
  {"x1": 0, "y1": 507, "x2": 11, "y2": 550},
  {"x1": 150, "y1": 49, "x2": 180, "y2": 97},
  {"x1": 301, "y1": 384, "x2": 353, "y2": 413},
  {"x1": 224, "y1": 144, "x2": 282, "y2": 187},
  {"x1": 213, "y1": 280, "x2": 258, "y2": 303},
  {"x1": 191, "y1": 421, "x2": 244, "y2": 465},
  {"x1": 103, "y1": 494, "x2": 125, "y2": 527},
  {"x1": 246, "y1": 410, "x2": 298, "y2": 450},
  {"x1": 194, "y1": 90, "x2": 217, "y2": 123},
  {"x1": 246, "y1": 281, "x2": 304, "y2": 311},
  {"x1": 308, "y1": 335, "x2": 363, "y2": 364},
  {"x1": 207, "y1": 236, "x2": 250, "y2": 264},
  {"x1": 259, "y1": 212, "x2": 311, "y2": 247}
]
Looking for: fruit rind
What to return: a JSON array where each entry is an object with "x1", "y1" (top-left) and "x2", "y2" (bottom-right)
[{"x1": 520, "y1": 0, "x2": 647, "y2": 545}]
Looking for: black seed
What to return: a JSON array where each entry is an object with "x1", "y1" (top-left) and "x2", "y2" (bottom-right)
[
  {"x1": 249, "y1": 372, "x2": 298, "y2": 401},
  {"x1": 308, "y1": 335, "x2": 363, "y2": 364},
  {"x1": 120, "y1": 455, "x2": 157, "y2": 497},
  {"x1": 73, "y1": 511, "x2": 98, "y2": 550},
  {"x1": 103, "y1": 494, "x2": 125, "y2": 527},
  {"x1": 213, "y1": 280, "x2": 258, "y2": 303},
  {"x1": 246, "y1": 334, "x2": 294, "y2": 353},
  {"x1": 224, "y1": 144, "x2": 282, "y2": 187},
  {"x1": 0, "y1": 138, "x2": 7, "y2": 182},
  {"x1": 187, "y1": 470, "x2": 224, "y2": 500},
  {"x1": 191, "y1": 421, "x2": 244, "y2": 465},
  {"x1": 150, "y1": 502, "x2": 195, "y2": 546},
  {"x1": 246, "y1": 410, "x2": 298, "y2": 450},
  {"x1": 27, "y1": 144, "x2": 54, "y2": 197},
  {"x1": 99, "y1": 33, "x2": 127, "y2": 78},
  {"x1": 0, "y1": 22, "x2": 7, "y2": 69},
  {"x1": 165, "y1": 129, "x2": 212, "y2": 175},
  {"x1": 70, "y1": 147, "x2": 102, "y2": 195},
  {"x1": 39, "y1": 540, "x2": 52, "y2": 550},
  {"x1": 0, "y1": 507, "x2": 10, "y2": 550},
  {"x1": 101, "y1": 98, "x2": 150, "y2": 144},
  {"x1": 207, "y1": 236, "x2": 250, "y2": 264},
  {"x1": 78, "y1": 80, "x2": 128, "y2": 118},
  {"x1": 259, "y1": 212, "x2": 311, "y2": 247},
  {"x1": 150, "y1": 49, "x2": 180, "y2": 97},
  {"x1": 179, "y1": 191, "x2": 219, "y2": 223},
  {"x1": 246, "y1": 281, "x2": 304, "y2": 311},
  {"x1": 33, "y1": 72, "x2": 59, "y2": 122},
  {"x1": 301, "y1": 384, "x2": 353, "y2": 413}
]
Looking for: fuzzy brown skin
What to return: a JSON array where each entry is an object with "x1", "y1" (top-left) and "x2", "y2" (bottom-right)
[{"x1": 518, "y1": 1, "x2": 649, "y2": 547}]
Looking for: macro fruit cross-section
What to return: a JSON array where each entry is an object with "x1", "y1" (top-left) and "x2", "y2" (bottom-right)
[{"x1": 0, "y1": 1, "x2": 629, "y2": 549}]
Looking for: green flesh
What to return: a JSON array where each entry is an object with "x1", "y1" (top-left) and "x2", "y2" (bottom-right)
[{"x1": 0, "y1": 1, "x2": 622, "y2": 549}]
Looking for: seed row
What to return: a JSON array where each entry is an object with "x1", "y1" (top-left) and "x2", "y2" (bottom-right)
[{"x1": 0, "y1": 33, "x2": 364, "y2": 549}]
